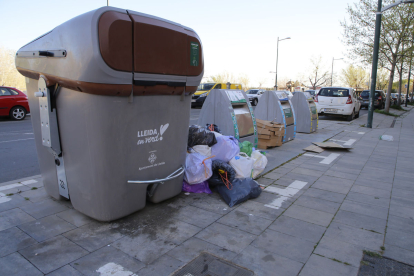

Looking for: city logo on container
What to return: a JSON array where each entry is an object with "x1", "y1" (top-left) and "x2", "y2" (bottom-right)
[{"x1": 137, "y1": 123, "x2": 169, "y2": 145}]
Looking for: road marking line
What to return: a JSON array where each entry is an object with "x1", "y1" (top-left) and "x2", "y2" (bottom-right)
[
  {"x1": 343, "y1": 139, "x2": 356, "y2": 146},
  {"x1": 0, "y1": 138, "x2": 35, "y2": 143},
  {"x1": 0, "y1": 197, "x2": 11, "y2": 204},
  {"x1": 265, "y1": 180, "x2": 307, "y2": 209},
  {"x1": 304, "y1": 153, "x2": 340, "y2": 164},
  {"x1": 21, "y1": 179, "x2": 38, "y2": 185},
  {"x1": 0, "y1": 183, "x2": 24, "y2": 192}
]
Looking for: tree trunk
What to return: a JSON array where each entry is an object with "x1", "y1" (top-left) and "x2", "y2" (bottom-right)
[{"x1": 385, "y1": 56, "x2": 397, "y2": 113}]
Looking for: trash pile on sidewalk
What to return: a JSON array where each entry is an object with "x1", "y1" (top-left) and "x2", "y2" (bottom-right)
[
  {"x1": 183, "y1": 124, "x2": 268, "y2": 207},
  {"x1": 256, "y1": 118, "x2": 284, "y2": 149}
]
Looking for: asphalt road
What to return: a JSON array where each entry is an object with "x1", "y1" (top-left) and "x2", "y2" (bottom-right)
[{"x1": 0, "y1": 106, "x2": 369, "y2": 183}]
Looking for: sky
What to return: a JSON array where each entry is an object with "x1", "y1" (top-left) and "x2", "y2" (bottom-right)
[{"x1": 0, "y1": 0, "x2": 359, "y2": 88}]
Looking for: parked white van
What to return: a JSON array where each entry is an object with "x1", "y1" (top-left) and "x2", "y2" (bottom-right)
[{"x1": 315, "y1": 87, "x2": 361, "y2": 121}]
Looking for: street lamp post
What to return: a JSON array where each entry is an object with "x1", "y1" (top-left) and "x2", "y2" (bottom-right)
[
  {"x1": 367, "y1": 0, "x2": 414, "y2": 128},
  {"x1": 331, "y1": 58, "x2": 343, "y2": 86},
  {"x1": 274, "y1": 37, "x2": 291, "y2": 90}
]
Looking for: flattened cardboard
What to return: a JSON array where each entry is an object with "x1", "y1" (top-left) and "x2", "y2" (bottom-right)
[
  {"x1": 312, "y1": 142, "x2": 352, "y2": 150},
  {"x1": 303, "y1": 145, "x2": 324, "y2": 153}
]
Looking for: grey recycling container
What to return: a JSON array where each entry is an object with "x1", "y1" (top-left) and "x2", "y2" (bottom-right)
[
  {"x1": 291, "y1": 92, "x2": 318, "y2": 133},
  {"x1": 15, "y1": 6, "x2": 204, "y2": 221},
  {"x1": 197, "y1": 89, "x2": 258, "y2": 147},
  {"x1": 255, "y1": 91, "x2": 296, "y2": 143}
]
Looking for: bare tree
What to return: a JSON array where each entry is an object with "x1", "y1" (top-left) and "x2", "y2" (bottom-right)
[
  {"x1": 257, "y1": 77, "x2": 268, "y2": 88},
  {"x1": 237, "y1": 74, "x2": 250, "y2": 91},
  {"x1": 208, "y1": 71, "x2": 237, "y2": 83},
  {"x1": 0, "y1": 46, "x2": 26, "y2": 90},
  {"x1": 341, "y1": 64, "x2": 368, "y2": 89},
  {"x1": 308, "y1": 56, "x2": 329, "y2": 89}
]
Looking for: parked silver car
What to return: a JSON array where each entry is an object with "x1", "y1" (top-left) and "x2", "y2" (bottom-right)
[{"x1": 246, "y1": 89, "x2": 266, "y2": 106}]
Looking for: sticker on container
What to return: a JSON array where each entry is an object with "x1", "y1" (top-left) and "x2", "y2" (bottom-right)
[
  {"x1": 225, "y1": 90, "x2": 246, "y2": 103},
  {"x1": 137, "y1": 123, "x2": 169, "y2": 145},
  {"x1": 276, "y1": 92, "x2": 288, "y2": 100},
  {"x1": 310, "y1": 106, "x2": 317, "y2": 114},
  {"x1": 283, "y1": 108, "x2": 293, "y2": 118},
  {"x1": 190, "y1": 42, "x2": 199, "y2": 66}
]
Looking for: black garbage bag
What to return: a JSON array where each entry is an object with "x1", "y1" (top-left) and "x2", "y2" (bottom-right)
[
  {"x1": 205, "y1": 123, "x2": 221, "y2": 133},
  {"x1": 208, "y1": 160, "x2": 236, "y2": 187},
  {"x1": 188, "y1": 125, "x2": 217, "y2": 148},
  {"x1": 216, "y1": 178, "x2": 262, "y2": 207}
]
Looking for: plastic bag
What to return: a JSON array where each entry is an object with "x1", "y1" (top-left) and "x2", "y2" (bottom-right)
[
  {"x1": 229, "y1": 152, "x2": 254, "y2": 179},
  {"x1": 182, "y1": 180, "x2": 212, "y2": 194},
  {"x1": 379, "y1": 135, "x2": 394, "y2": 141},
  {"x1": 211, "y1": 135, "x2": 240, "y2": 162},
  {"x1": 216, "y1": 178, "x2": 262, "y2": 207},
  {"x1": 192, "y1": 145, "x2": 211, "y2": 157},
  {"x1": 239, "y1": 141, "x2": 253, "y2": 157},
  {"x1": 208, "y1": 160, "x2": 236, "y2": 187},
  {"x1": 184, "y1": 152, "x2": 214, "y2": 184},
  {"x1": 188, "y1": 125, "x2": 217, "y2": 148},
  {"x1": 251, "y1": 150, "x2": 268, "y2": 178}
]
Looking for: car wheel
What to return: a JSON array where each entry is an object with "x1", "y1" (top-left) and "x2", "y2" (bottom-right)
[
  {"x1": 347, "y1": 110, "x2": 354, "y2": 121},
  {"x1": 252, "y1": 98, "x2": 258, "y2": 106},
  {"x1": 9, "y1": 106, "x2": 27, "y2": 120}
]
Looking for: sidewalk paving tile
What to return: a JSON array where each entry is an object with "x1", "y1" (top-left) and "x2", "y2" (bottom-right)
[
  {"x1": 0, "y1": 227, "x2": 37, "y2": 257},
  {"x1": 0, "y1": 208, "x2": 35, "y2": 231},
  {"x1": 333, "y1": 210, "x2": 386, "y2": 234},
  {"x1": 263, "y1": 172, "x2": 284, "y2": 180},
  {"x1": 353, "y1": 178, "x2": 393, "y2": 192},
  {"x1": 137, "y1": 254, "x2": 183, "y2": 276},
  {"x1": 18, "y1": 215, "x2": 76, "y2": 242},
  {"x1": 323, "y1": 169, "x2": 359, "y2": 181},
  {"x1": 340, "y1": 200, "x2": 389, "y2": 220},
  {"x1": 166, "y1": 237, "x2": 238, "y2": 263},
  {"x1": 299, "y1": 163, "x2": 331, "y2": 172},
  {"x1": 190, "y1": 193, "x2": 235, "y2": 215},
  {"x1": 47, "y1": 265, "x2": 82, "y2": 276},
  {"x1": 273, "y1": 177, "x2": 296, "y2": 187},
  {"x1": 346, "y1": 191, "x2": 390, "y2": 208},
  {"x1": 283, "y1": 172, "x2": 319, "y2": 184},
  {"x1": 232, "y1": 245, "x2": 303, "y2": 276},
  {"x1": 235, "y1": 200, "x2": 285, "y2": 221},
  {"x1": 0, "y1": 194, "x2": 33, "y2": 213},
  {"x1": 283, "y1": 205, "x2": 334, "y2": 227},
  {"x1": 393, "y1": 182, "x2": 414, "y2": 192},
  {"x1": 389, "y1": 204, "x2": 414, "y2": 220},
  {"x1": 195, "y1": 222, "x2": 256, "y2": 253},
  {"x1": 311, "y1": 178, "x2": 353, "y2": 195},
  {"x1": 391, "y1": 188, "x2": 414, "y2": 200},
  {"x1": 323, "y1": 222, "x2": 383, "y2": 252},
  {"x1": 387, "y1": 214, "x2": 414, "y2": 233},
  {"x1": 384, "y1": 227, "x2": 414, "y2": 252},
  {"x1": 299, "y1": 254, "x2": 358, "y2": 276},
  {"x1": 383, "y1": 243, "x2": 414, "y2": 267},
  {"x1": 251, "y1": 190, "x2": 295, "y2": 209},
  {"x1": 0, "y1": 252, "x2": 43, "y2": 276},
  {"x1": 19, "y1": 235, "x2": 88, "y2": 274},
  {"x1": 20, "y1": 198, "x2": 69, "y2": 219},
  {"x1": 357, "y1": 173, "x2": 394, "y2": 184},
  {"x1": 302, "y1": 188, "x2": 346, "y2": 203},
  {"x1": 290, "y1": 168, "x2": 325, "y2": 178},
  {"x1": 19, "y1": 188, "x2": 49, "y2": 203},
  {"x1": 256, "y1": 177, "x2": 275, "y2": 186},
  {"x1": 252, "y1": 229, "x2": 316, "y2": 263},
  {"x1": 350, "y1": 185, "x2": 391, "y2": 198},
  {"x1": 172, "y1": 205, "x2": 222, "y2": 228},
  {"x1": 217, "y1": 209, "x2": 273, "y2": 235},
  {"x1": 63, "y1": 221, "x2": 124, "y2": 252},
  {"x1": 56, "y1": 209, "x2": 93, "y2": 227},
  {"x1": 113, "y1": 220, "x2": 201, "y2": 264},
  {"x1": 69, "y1": 245, "x2": 144, "y2": 275},
  {"x1": 293, "y1": 195, "x2": 341, "y2": 214},
  {"x1": 314, "y1": 236, "x2": 364, "y2": 268},
  {"x1": 269, "y1": 215, "x2": 326, "y2": 243}
]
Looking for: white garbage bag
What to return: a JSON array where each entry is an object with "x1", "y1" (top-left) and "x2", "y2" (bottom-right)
[
  {"x1": 229, "y1": 152, "x2": 254, "y2": 179},
  {"x1": 211, "y1": 135, "x2": 240, "y2": 162},
  {"x1": 192, "y1": 145, "x2": 212, "y2": 157},
  {"x1": 184, "y1": 152, "x2": 213, "y2": 184},
  {"x1": 251, "y1": 150, "x2": 268, "y2": 178}
]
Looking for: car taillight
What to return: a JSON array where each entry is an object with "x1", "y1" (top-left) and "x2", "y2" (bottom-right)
[
  {"x1": 346, "y1": 95, "x2": 353, "y2": 104},
  {"x1": 314, "y1": 95, "x2": 318, "y2": 102},
  {"x1": 378, "y1": 96, "x2": 382, "y2": 100}
]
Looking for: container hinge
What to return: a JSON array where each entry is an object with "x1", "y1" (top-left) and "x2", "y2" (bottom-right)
[{"x1": 36, "y1": 78, "x2": 69, "y2": 199}]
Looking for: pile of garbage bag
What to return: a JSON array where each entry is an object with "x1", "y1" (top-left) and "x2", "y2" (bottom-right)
[{"x1": 182, "y1": 124, "x2": 268, "y2": 207}]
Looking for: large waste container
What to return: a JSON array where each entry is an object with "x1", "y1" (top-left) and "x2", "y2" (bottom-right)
[
  {"x1": 15, "y1": 7, "x2": 204, "y2": 221},
  {"x1": 255, "y1": 91, "x2": 296, "y2": 143},
  {"x1": 197, "y1": 89, "x2": 258, "y2": 147},
  {"x1": 291, "y1": 92, "x2": 318, "y2": 133}
]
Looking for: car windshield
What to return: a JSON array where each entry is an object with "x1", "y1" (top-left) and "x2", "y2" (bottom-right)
[
  {"x1": 318, "y1": 88, "x2": 349, "y2": 97},
  {"x1": 247, "y1": 90, "x2": 259, "y2": 94},
  {"x1": 197, "y1": 83, "x2": 215, "y2": 91},
  {"x1": 305, "y1": 90, "x2": 315, "y2": 95}
]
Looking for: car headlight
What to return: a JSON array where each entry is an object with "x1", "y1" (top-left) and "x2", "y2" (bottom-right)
[{"x1": 199, "y1": 92, "x2": 208, "y2": 97}]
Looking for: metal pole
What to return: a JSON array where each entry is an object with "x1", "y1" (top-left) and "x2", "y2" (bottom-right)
[
  {"x1": 331, "y1": 58, "x2": 334, "y2": 86},
  {"x1": 107, "y1": 0, "x2": 109, "y2": 6},
  {"x1": 275, "y1": 37, "x2": 279, "y2": 90},
  {"x1": 367, "y1": 0, "x2": 382, "y2": 128}
]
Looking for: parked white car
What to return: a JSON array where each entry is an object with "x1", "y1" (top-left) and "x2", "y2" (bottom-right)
[
  {"x1": 315, "y1": 87, "x2": 361, "y2": 121},
  {"x1": 246, "y1": 89, "x2": 266, "y2": 106}
]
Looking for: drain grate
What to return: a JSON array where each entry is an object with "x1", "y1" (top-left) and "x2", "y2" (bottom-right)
[{"x1": 172, "y1": 252, "x2": 253, "y2": 276}]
